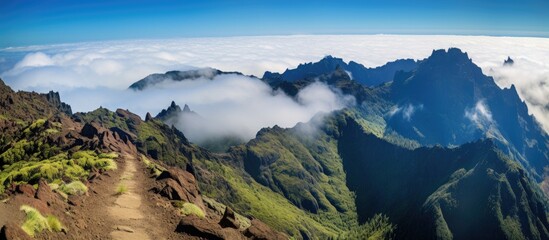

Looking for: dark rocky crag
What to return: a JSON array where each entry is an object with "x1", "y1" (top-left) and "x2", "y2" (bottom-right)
[{"x1": 129, "y1": 68, "x2": 249, "y2": 91}]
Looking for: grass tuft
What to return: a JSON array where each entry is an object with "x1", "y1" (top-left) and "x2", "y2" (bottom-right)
[
  {"x1": 46, "y1": 215, "x2": 63, "y2": 232},
  {"x1": 20, "y1": 205, "x2": 64, "y2": 237},
  {"x1": 178, "y1": 202, "x2": 205, "y2": 218},
  {"x1": 59, "y1": 181, "x2": 88, "y2": 196},
  {"x1": 116, "y1": 183, "x2": 128, "y2": 195}
]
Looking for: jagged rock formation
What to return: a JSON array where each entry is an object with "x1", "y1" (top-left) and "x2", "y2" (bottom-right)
[
  {"x1": 0, "y1": 79, "x2": 70, "y2": 122},
  {"x1": 504, "y1": 56, "x2": 515, "y2": 66},
  {"x1": 155, "y1": 101, "x2": 182, "y2": 122},
  {"x1": 44, "y1": 91, "x2": 72, "y2": 115}
]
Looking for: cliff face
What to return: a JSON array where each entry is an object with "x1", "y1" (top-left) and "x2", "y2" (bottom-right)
[{"x1": 44, "y1": 91, "x2": 72, "y2": 115}]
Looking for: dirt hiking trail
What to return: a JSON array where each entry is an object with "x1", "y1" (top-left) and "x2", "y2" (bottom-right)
[{"x1": 108, "y1": 153, "x2": 162, "y2": 240}]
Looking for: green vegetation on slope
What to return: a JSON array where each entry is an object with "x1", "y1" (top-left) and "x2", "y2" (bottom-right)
[
  {"x1": 197, "y1": 158, "x2": 338, "y2": 238},
  {"x1": 337, "y1": 214, "x2": 396, "y2": 240},
  {"x1": 224, "y1": 113, "x2": 361, "y2": 238},
  {"x1": 0, "y1": 151, "x2": 117, "y2": 194},
  {"x1": 337, "y1": 115, "x2": 549, "y2": 239}
]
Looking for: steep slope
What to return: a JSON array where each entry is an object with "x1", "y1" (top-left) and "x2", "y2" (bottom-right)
[
  {"x1": 386, "y1": 48, "x2": 549, "y2": 179},
  {"x1": 229, "y1": 114, "x2": 358, "y2": 229},
  {"x1": 338, "y1": 115, "x2": 549, "y2": 239},
  {"x1": 0, "y1": 81, "x2": 72, "y2": 118},
  {"x1": 265, "y1": 49, "x2": 549, "y2": 182},
  {"x1": 262, "y1": 55, "x2": 418, "y2": 86},
  {"x1": 0, "y1": 78, "x2": 125, "y2": 195},
  {"x1": 232, "y1": 111, "x2": 549, "y2": 239}
]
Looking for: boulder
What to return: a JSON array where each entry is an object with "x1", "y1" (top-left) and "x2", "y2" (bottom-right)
[
  {"x1": 156, "y1": 169, "x2": 205, "y2": 210},
  {"x1": 219, "y1": 207, "x2": 240, "y2": 229},
  {"x1": 1, "y1": 223, "x2": 31, "y2": 240},
  {"x1": 243, "y1": 219, "x2": 287, "y2": 240},
  {"x1": 35, "y1": 179, "x2": 60, "y2": 206},
  {"x1": 175, "y1": 215, "x2": 224, "y2": 240},
  {"x1": 16, "y1": 184, "x2": 35, "y2": 198},
  {"x1": 80, "y1": 123, "x2": 99, "y2": 139},
  {"x1": 154, "y1": 178, "x2": 186, "y2": 201},
  {"x1": 110, "y1": 127, "x2": 137, "y2": 143}
]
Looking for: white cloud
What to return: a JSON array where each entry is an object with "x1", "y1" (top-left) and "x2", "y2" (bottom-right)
[
  {"x1": 14, "y1": 52, "x2": 54, "y2": 69},
  {"x1": 0, "y1": 35, "x2": 548, "y2": 133},
  {"x1": 59, "y1": 74, "x2": 352, "y2": 142},
  {"x1": 388, "y1": 103, "x2": 423, "y2": 121},
  {"x1": 465, "y1": 100, "x2": 494, "y2": 128}
]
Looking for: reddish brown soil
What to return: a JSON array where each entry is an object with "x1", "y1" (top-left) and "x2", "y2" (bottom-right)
[{"x1": 0, "y1": 153, "x2": 184, "y2": 239}]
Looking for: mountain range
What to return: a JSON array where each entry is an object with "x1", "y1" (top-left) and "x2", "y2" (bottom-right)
[{"x1": 1, "y1": 48, "x2": 549, "y2": 239}]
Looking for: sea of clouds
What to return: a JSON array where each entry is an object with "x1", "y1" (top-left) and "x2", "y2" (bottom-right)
[{"x1": 0, "y1": 35, "x2": 548, "y2": 140}]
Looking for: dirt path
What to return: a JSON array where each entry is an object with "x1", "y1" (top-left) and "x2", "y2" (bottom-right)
[{"x1": 108, "y1": 154, "x2": 158, "y2": 240}]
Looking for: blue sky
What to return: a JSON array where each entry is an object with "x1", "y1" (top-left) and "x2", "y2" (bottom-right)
[{"x1": 1, "y1": 0, "x2": 548, "y2": 48}]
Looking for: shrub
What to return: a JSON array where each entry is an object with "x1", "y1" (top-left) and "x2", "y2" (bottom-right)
[
  {"x1": 96, "y1": 158, "x2": 117, "y2": 171},
  {"x1": 59, "y1": 181, "x2": 88, "y2": 195},
  {"x1": 179, "y1": 202, "x2": 205, "y2": 218},
  {"x1": 98, "y1": 152, "x2": 118, "y2": 159},
  {"x1": 0, "y1": 149, "x2": 118, "y2": 194},
  {"x1": 72, "y1": 151, "x2": 117, "y2": 171},
  {"x1": 23, "y1": 119, "x2": 47, "y2": 135}
]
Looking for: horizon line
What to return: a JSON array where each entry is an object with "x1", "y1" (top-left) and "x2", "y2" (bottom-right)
[{"x1": 2, "y1": 32, "x2": 548, "y2": 50}]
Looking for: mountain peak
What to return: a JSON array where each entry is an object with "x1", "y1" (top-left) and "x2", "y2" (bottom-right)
[
  {"x1": 156, "y1": 101, "x2": 182, "y2": 121},
  {"x1": 183, "y1": 104, "x2": 191, "y2": 112},
  {"x1": 263, "y1": 55, "x2": 418, "y2": 86},
  {"x1": 145, "y1": 112, "x2": 153, "y2": 121},
  {"x1": 428, "y1": 48, "x2": 471, "y2": 64},
  {"x1": 504, "y1": 56, "x2": 514, "y2": 66}
]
